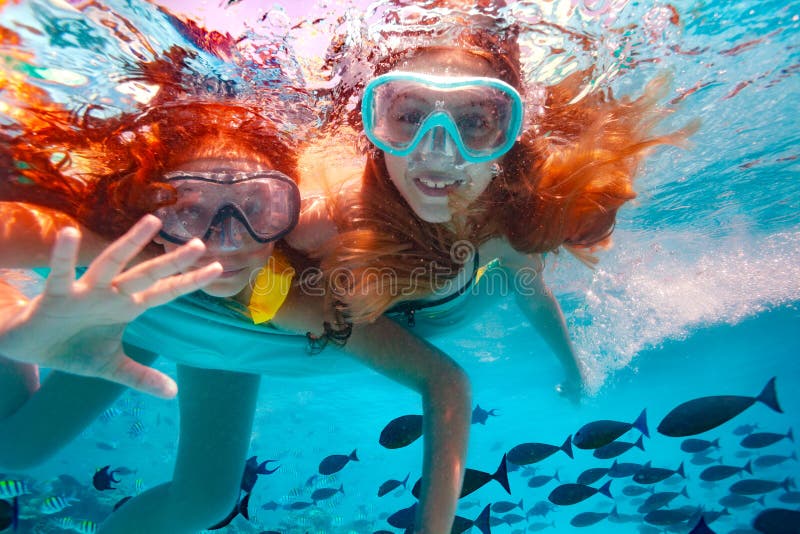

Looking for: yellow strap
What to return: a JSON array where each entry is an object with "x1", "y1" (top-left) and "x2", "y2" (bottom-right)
[{"x1": 247, "y1": 251, "x2": 295, "y2": 324}]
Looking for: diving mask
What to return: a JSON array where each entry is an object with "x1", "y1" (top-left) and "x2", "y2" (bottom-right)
[
  {"x1": 362, "y1": 72, "x2": 524, "y2": 163},
  {"x1": 153, "y1": 170, "x2": 300, "y2": 246}
]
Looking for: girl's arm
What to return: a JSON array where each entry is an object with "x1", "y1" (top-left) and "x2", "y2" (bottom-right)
[{"x1": 273, "y1": 291, "x2": 471, "y2": 534}]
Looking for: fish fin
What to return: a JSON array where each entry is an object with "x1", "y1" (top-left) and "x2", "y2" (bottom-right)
[
  {"x1": 711, "y1": 437, "x2": 720, "y2": 449},
  {"x1": 598, "y1": 480, "x2": 613, "y2": 499},
  {"x1": 676, "y1": 461, "x2": 686, "y2": 478},
  {"x1": 207, "y1": 502, "x2": 239, "y2": 530},
  {"x1": 402, "y1": 472, "x2": 410, "y2": 488},
  {"x1": 633, "y1": 409, "x2": 649, "y2": 438},
  {"x1": 681, "y1": 486, "x2": 690, "y2": 499},
  {"x1": 756, "y1": 377, "x2": 782, "y2": 413},
  {"x1": 610, "y1": 505, "x2": 618, "y2": 518},
  {"x1": 350, "y1": 449, "x2": 359, "y2": 462},
  {"x1": 634, "y1": 435, "x2": 645, "y2": 451},
  {"x1": 553, "y1": 469, "x2": 560, "y2": 482},
  {"x1": 493, "y1": 454, "x2": 511, "y2": 495},
  {"x1": 258, "y1": 460, "x2": 280, "y2": 475},
  {"x1": 561, "y1": 435, "x2": 574, "y2": 459},
  {"x1": 239, "y1": 493, "x2": 251, "y2": 520},
  {"x1": 793, "y1": 451, "x2": 798, "y2": 461},
  {"x1": 743, "y1": 460, "x2": 752, "y2": 475},
  {"x1": 788, "y1": 427, "x2": 794, "y2": 443},
  {"x1": 473, "y1": 504, "x2": 492, "y2": 534}
]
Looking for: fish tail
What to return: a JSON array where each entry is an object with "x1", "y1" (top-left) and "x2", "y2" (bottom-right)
[
  {"x1": 756, "y1": 377, "x2": 783, "y2": 413},
  {"x1": 402, "y1": 472, "x2": 410, "y2": 488},
  {"x1": 711, "y1": 437, "x2": 720, "y2": 449},
  {"x1": 598, "y1": 480, "x2": 613, "y2": 499},
  {"x1": 676, "y1": 461, "x2": 686, "y2": 478},
  {"x1": 349, "y1": 449, "x2": 359, "y2": 462},
  {"x1": 258, "y1": 460, "x2": 280, "y2": 475},
  {"x1": 239, "y1": 493, "x2": 251, "y2": 520},
  {"x1": 743, "y1": 460, "x2": 753, "y2": 475},
  {"x1": 561, "y1": 435, "x2": 574, "y2": 459},
  {"x1": 517, "y1": 498, "x2": 523, "y2": 510},
  {"x1": 553, "y1": 469, "x2": 560, "y2": 482},
  {"x1": 788, "y1": 427, "x2": 794, "y2": 442},
  {"x1": 757, "y1": 495, "x2": 766, "y2": 506},
  {"x1": 633, "y1": 409, "x2": 649, "y2": 438},
  {"x1": 338, "y1": 483, "x2": 345, "y2": 495},
  {"x1": 634, "y1": 435, "x2": 645, "y2": 451},
  {"x1": 610, "y1": 505, "x2": 618, "y2": 518},
  {"x1": 783, "y1": 477, "x2": 796, "y2": 492},
  {"x1": 493, "y1": 454, "x2": 511, "y2": 495},
  {"x1": 792, "y1": 451, "x2": 798, "y2": 462},
  {"x1": 473, "y1": 504, "x2": 492, "y2": 534},
  {"x1": 680, "y1": 486, "x2": 689, "y2": 499}
]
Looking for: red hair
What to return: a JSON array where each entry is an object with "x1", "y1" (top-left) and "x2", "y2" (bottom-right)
[
  {"x1": 318, "y1": 3, "x2": 694, "y2": 323},
  {"x1": 1, "y1": 46, "x2": 298, "y2": 241}
]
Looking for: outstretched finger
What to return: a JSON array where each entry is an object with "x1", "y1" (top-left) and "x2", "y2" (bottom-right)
[
  {"x1": 136, "y1": 261, "x2": 223, "y2": 308},
  {"x1": 97, "y1": 352, "x2": 178, "y2": 399},
  {"x1": 44, "y1": 227, "x2": 81, "y2": 298},
  {"x1": 82, "y1": 215, "x2": 162, "y2": 288},
  {"x1": 112, "y1": 238, "x2": 206, "y2": 296}
]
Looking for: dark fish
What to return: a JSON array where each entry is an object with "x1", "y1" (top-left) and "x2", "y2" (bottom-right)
[
  {"x1": 680, "y1": 437, "x2": 720, "y2": 453},
  {"x1": 570, "y1": 506, "x2": 617, "y2": 528},
  {"x1": 577, "y1": 467, "x2": 608, "y2": 485},
  {"x1": 657, "y1": 377, "x2": 782, "y2": 437},
  {"x1": 754, "y1": 451, "x2": 798, "y2": 468},
  {"x1": 718, "y1": 493, "x2": 765, "y2": 508},
  {"x1": 311, "y1": 484, "x2": 344, "y2": 502},
  {"x1": 499, "y1": 512, "x2": 524, "y2": 525},
  {"x1": 92, "y1": 466, "x2": 121, "y2": 491},
  {"x1": 260, "y1": 501, "x2": 279, "y2": 511},
  {"x1": 0, "y1": 498, "x2": 18, "y2": 532},
  {"x1": 388, "y1": 503, "x2": 417, "y2": 529},
  {"x1": 622, "y1": 484, "x2": 654, "y2": 497},
  {"x1": 593, "y1": 435, "x2": 645, "y2": 459},
  {"x1": 208, "y1": 493, "x2": 251, "y2": 530},
  {"x1": 112, "y1": 496, "x2": 132, "y2": 512},
  {"x1": 95, "y1": 441, "x2": 117, "y2": 451},
  {"x1": 701, "y1": 508, "x2": 731, "y2": 524},
  {"x1": 527, "y1": 470, "x2": 559, "y2": 488},
  {"x1": 700, "y1": 461, "x2": 752, "y2": 482},
  {"x1": 241, "y1": 456, "x2": 279, "y2": 493},
  {"x1": 548, "y1": 480, "x2": 612, "y2": 506},
  {"x1": 286, "y1": 501, "x2": 313, "y2": 510},
  {"x1": 729, "y1": 477, "x2": 795, "y2": 495},
  {"x1": 691, "y1": 454, "x2": 722, "y2": 466},
  {"x1": 778, "y1": 491, "x2": 800, "y2": 504},
  {"x1": 527, "y1": 521, "x2": 555, "y2": 531},
  {"x1": 471, "y1": 404, "x2": 499, "y2": 425},
  {"x1": 391, "y1": 502, "x2": 491, "y2": 534},
  {"x1": 741, "y1": 428, "x2": 794, "y2": 449},
  {"x1": 733, "y1": 423, "x2": 759, "y2": 435},
  {"x1": 414, "y1": 454, "x2": 510, "y2": 499},
  {"x1": 632, "y1": 461, "x2": 685, "y2": 484},
  {"x1": 643, "y1": 507, "x2": 699, "y2": 526},
  {"x1": 753, "y1": 508, "x2": 800, "y2": 534},
  {"x1": 689, "y1": 516, "x2": 717, "y2": 534},
  {"x1": 608, "y1": 460, "x2": 645, "y2": 478},
  {"x1": 318, "y1": 449, "x2": 358, "y2": 475},
  {"x1": 491, "y1": 499, "x2": 523, "y2": 513},
  {"x1": 508, "y1": 436, "x2": 573, "y2": 465},
  {"x1": 573, "y1": 409, "x2": 649, "y2": 450},
  {"x1": 379, "y1": 415, "x2": 423, "y2": 449},
  {"x1": 526, "y1": 500, "x2": 555, "y2": 518},
  {"x1": 378, "y1": 473, "x2": 410, "y2": 497},
  {"x1": 637, "y1": 487, "x2": 689, "y2": 513}
]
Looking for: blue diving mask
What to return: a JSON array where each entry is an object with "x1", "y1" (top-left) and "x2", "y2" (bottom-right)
[
  {"x1": 153, "y1": 170, "x2": 300, "y2": 247},
  {"x1": 362, "y1": 72, "x2": 524, "y2": 163}
]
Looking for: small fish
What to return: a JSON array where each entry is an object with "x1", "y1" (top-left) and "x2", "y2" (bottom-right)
[
  {"x1": 72, "y1": 519, "x2": 98, "y2": 534},
  {"x1": 733, "y1": 423, "x2": 759, "y2": 436},
  {"x1": 657, "y1": 377, "x2": 782, "y2": 437},
  {"x1": 607, "y1": 460, "x2": 645, "y2": 478},
  {"x1": 127, "y1": 421, "x2": 145, "y2": 439},
  {"x1": 691, "y1": 454, "x2": 722, "y2": 466},
  {"x1": 318, "y1": 449, "x2": 358, "y2": 475},
  {"x1": 778, "y1": 491, "x2": 800, "y2": 504},
  {"x1": 729, "y1": 477, "x2": 795, "y2": 495},
  {"x1": 740, "y1": 428, "x2": 794, "y2": 449},
  {"x1": 526, "y1": 500, "x2": 555, "y2": 518},
  {"x1": 718, "y1": 493, "x2": 765, "y2": 508},
  {"x1": 622, "y1": 484, "x2": 655, "y2": 497},
  {"x1": 643, "y1": 507, "x2": 699, "y2": 526},
  {"x1": 95, "y1": 441, "x2": 117, "y2": 451},
  {"x1": 0, "y1": 498, "x2": 18, "y2": 532},
  {"x1": 753, "y1": 508, "x2": 800, "y2": 534},
  {"x1": 491, "y1": 499, "x2": 523, "y2": 513},
  {"x1": 593, "y1": 435, "x2": 645, "y2": 459},
  {"x1": 311, "y1": 484, "x2": 344, "y2": 502},
  {"x1": 499, "y1": 512, "x2": 525, "y2": 525},
  {"x1": 577, "y1": 467, "x2": 608, "y2": 485},
  {"x1": 379, "y1": 414, "x2": 423, "y2": 449},
  {"x1": 286, "y1": 500, "x2": 313, "y2": 510},
  {"x1": 689, "y1": 516, "x2": 717, "y2": 534},
  {"x1": 99, "y1": 407, "x2": 122, "y2": 422},
  {"x1": 113, "y1": 467, "x2": 137, "y2": 476},
  {"x1": 92, "y1": 466, "x2": 121, "y2": 491},
  {"x1": 527, "y1": 470, "x2": 560, "y2": 488},
  {"x1": 680, "y1": 437, "x2": 720, "y2": 453},
  {"x1": 570, "y1": 506, "x2": 617, "y2": 528},
  {"x1": 40, "y1": 495, "x2": 77, "y2": 514},
  {"x1": 134, "y1": 479, "x2": 144, "y2": 493},
  {"x1": 528, "y1": 521, "x2": 556, "y2": 531},
  {"x1": 378, "y1": 473, "x2": 410, "y2": 497},
  {"x1": 0, "y1": 480, "x2": 30, "y2": 499},
  {"x1": 700, "y1": 461, "x2": 752, "y2": 482},
  {"x1": 637, "y1": 487, "x2": 689, "y2": 514},
  {"x1": 573, "y1": 409, "x2": 649, "y2": 450},
  {"x1": 632, "y1": 461, "x2": 686, "y2": 484},
  {"x1": 548, "y1": 481, "x2": 612, "y2": 506},
  {"x1": 53, "y1": 516, "x2": 73, "y2": 529},
  {"x1": 260, "y1": 500, "x2": 279, "y2": 511},
  {"x1": 507, "y1": 435, "x2": 573, "y2": 465},
  {"x1": 471, "y1": 404, "x2": 499, "y2": 425},
  {"x1": 754, "y1": 451, "x2": 798, "y2": 468}
]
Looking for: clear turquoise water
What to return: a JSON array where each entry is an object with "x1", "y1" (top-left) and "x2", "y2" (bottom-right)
[{"x1": 2, "y1": 0, "x2": 799, "y2": 533}]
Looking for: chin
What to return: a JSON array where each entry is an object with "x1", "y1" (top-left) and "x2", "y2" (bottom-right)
[
  {"x1": 201, "y1": 276, "x2": 250, "y2": 298},
  {"x1": 415, "y1": 205, "x2": 453, "y2": 224}
]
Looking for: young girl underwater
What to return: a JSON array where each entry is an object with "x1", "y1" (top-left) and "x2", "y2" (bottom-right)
[
  {"x1": 0, "y1": 19, "x2": 470, "y2": 534},
  {"x1": 295, "y1": 0, "x2": 692, "y2": 399}
]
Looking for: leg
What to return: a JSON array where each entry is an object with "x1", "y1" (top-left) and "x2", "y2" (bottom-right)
[
  {"x1": 0, "y1": 343, "x2": 157, "y2": 470},
  {"x1": 99, "y1": 364, "x2": 260, "y2": 534}
]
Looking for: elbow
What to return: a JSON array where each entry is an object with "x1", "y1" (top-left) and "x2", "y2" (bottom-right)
[{"x1": 424, "y1": 362, "x2": 472, "y2": 411}]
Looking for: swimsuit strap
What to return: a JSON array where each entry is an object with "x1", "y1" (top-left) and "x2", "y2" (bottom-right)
[{"x1": 388, "y1": 251, "x2": 481, "y2": 327}]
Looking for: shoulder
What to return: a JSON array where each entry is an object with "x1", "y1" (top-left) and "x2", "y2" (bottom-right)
[{"x1": 480, "y1": 238, "x2": 545, "y2": 274}]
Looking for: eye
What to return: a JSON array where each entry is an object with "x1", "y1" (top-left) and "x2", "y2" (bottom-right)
[
  {"x1": 457, "y1": 114, "x2": 491, "y2": 134},
  {"x1": 394, "y1": 110, "x2": 425, "y2": 125}
]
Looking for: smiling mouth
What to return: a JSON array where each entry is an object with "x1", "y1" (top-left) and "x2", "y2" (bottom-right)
[
  {"x1": 412, "y1": 174, "x2": 465, "y2": 197},
  {"x1": 219, "y1": 267, "x2": 247, "y2": 278}
]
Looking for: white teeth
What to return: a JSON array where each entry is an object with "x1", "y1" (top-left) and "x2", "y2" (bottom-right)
[{"x1": 418, "y1": 177, "x2": 462, "y2": 189}]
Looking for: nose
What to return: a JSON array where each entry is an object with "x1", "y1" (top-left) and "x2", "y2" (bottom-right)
[
  {"x1": 412, "y1": 127, "x2": 465, "y2": 168},
  {"x1": 208, "y1": 216, "x2": 248, "y2": 251},
  {"x1": 425, "y1": 126, "x2": 457, "y2": 157}
]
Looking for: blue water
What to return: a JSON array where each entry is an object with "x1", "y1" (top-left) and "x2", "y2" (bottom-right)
[{"x1": 2, "y1": 0, "x2": 800, "y2": 532}]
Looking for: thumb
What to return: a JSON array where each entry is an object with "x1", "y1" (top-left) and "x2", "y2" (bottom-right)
[{"x1": 96, "y1": 351, "x2": 178, "y2": 399}]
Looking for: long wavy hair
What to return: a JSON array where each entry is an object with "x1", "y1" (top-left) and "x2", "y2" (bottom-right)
[
  {"x1": 0, "y1": 43, "x2": 298, "y2": 243},
  {"x1": 317, "y1": 1, "x2": 693, "y2": 324}
]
